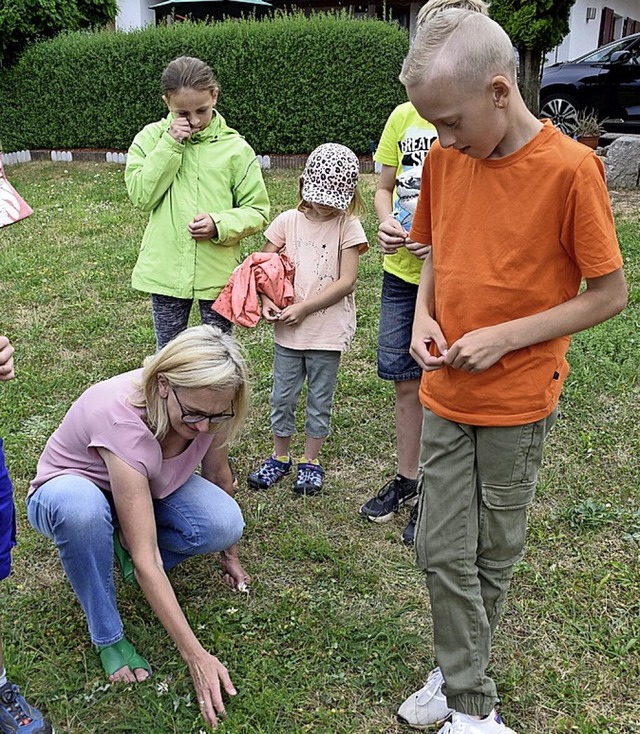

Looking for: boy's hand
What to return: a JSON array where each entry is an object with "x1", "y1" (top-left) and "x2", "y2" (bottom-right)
[
  {"x1": 445, "y1": 325, "x2": 507, "y2": 373},
  {"x1": 188, "y1": 214, "x2": 217, "y2": 240},
  {"x1": 410, "y1": 317, "x2": 448, "y2": 372},
  {"x1": 405, "y1": 240, "x2": 432, "y2": 260},
  {"x1": 278, "y1": 303, "x2": 308, "y2": 327},
  {"x1": 0, "y1": 336, "x2": 15, "y2": 382},
  {"x1": 260, "y1": 296, "x2": 281, "y2": 323},
  {"x1": 378, "y1": 215, "x2": 408, "y2": 255},
  {"x1": 167, "y1": 117, "x2": 192, "y2": 143}
]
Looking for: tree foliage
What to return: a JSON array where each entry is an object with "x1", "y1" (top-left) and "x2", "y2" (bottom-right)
[
  {"x1": 0, "y1": 0, "x2": 117, "y2": 66},
  {"x1": 489, "y1": 0, "x2": 577, "y2": 114}
]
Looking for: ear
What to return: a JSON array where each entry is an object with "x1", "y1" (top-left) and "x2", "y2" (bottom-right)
[
  {"x1": 211, "y1": 87, "x2": 219, "y2": 107},
  {"x1": 162, "y1": 94, "x2": 170, "y2": 111},
  {"x1": 157, "y1": 373, "x2": 169, "y2": 399},
  {"x1": 491, "y1": 76, "x2": 511, "y2": 109}
]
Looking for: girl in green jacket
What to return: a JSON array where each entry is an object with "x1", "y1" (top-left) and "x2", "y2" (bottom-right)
[{"x1": 126, "y1": 56, "x2": 270, "y2": 350}]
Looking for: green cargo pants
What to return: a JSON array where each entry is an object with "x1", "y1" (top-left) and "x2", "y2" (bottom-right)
[{"x1": 414, "y1": 406, "x2": 558, "y2": 715}]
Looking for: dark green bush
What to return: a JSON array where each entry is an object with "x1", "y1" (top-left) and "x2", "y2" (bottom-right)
[{"x1": 0, "y1": 13, "x2": 408, "y2": 154}]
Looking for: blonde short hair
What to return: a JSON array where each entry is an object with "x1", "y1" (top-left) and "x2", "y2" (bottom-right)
[
  {"x1": 416, "y1": 0, "x2": 489, "y2": 29},
  {"x1": 131, "y1": 325, "x2": 249, "y2": 442},
  {"x1": 400, "y1": 9, "x2": 516, "y2": 91}
]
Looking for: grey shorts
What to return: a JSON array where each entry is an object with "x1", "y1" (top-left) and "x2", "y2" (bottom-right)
[{"x1": 271, "y1": 344, "x2": 341, "y2": 439}]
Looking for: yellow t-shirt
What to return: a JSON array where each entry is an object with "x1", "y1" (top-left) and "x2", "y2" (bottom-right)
[
  {"x1": 374, "y1": 102, "x2": 438, "y2": 285},
  {"x1": 411, "y1": 121, "x2": 623, "y2": 426}
]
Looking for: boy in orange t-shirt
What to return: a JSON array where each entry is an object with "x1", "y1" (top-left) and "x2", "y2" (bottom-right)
[{"x1": 393, "y1": 10, "x2": 627, "y2": 734}]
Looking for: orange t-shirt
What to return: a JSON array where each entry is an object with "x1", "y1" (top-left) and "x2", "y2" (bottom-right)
[{"x1": 410, "y1": 121, "x2": 623, "y2": 426}]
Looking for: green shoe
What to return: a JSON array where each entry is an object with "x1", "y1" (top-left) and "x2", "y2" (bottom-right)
[{"x1": 113, "y1": 530, "x2": 136, "y2": 585}]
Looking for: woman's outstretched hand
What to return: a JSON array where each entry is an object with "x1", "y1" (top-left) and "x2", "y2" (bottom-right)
[{"x1": 188, "y1": 650, "x2": 237, "y2": 728}]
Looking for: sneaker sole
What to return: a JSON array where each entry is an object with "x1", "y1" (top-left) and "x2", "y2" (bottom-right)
[
  {"x1": 247, "y1": 470, "x2": 291, "y2": 490},
  {"x1": 247, "y1": 478, "x2": 269, "y2": 490},
  {"x1": 294, "y1": 486, "x2": 322, "y2": 496},
  {"x1": 396, "y1": 714, "x2": 448, "y2": 730},
  {"x1": 247, "y1": 476, "x2": 286, "y2": 490},
  {"x1": 359, "y1": 494, "x2": 418, "y2": 524}
]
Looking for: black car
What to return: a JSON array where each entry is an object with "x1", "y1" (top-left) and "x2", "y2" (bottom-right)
[{"x1": 540, "y1": 32, "x2": 640, "y2": 134}]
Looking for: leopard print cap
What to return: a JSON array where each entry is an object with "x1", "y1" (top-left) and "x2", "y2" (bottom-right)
[{"x1": 301, "y1": 143, "x2": 360, "y2": 212}]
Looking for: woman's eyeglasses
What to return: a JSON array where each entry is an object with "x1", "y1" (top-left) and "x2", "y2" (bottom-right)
[{"x1": 171, "y1": 385, "x2": 235, "y2": 425}]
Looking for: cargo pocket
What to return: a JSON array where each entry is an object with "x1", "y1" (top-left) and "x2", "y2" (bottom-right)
[{"x1": 478, "y1": 480, "x2": 536, "y2": 569}]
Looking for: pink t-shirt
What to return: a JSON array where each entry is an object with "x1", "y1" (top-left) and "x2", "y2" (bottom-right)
[
  {"x1": 265, "y1": 209, "x2": 368, "y2": 351},
  {"x1": 30, "y1": 369, "x2": 214, "y2": 498}
]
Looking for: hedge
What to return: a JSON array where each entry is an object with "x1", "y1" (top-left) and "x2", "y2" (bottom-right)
[{"x1": 0, "y1": 13, "x2": 409, "y2": 154}]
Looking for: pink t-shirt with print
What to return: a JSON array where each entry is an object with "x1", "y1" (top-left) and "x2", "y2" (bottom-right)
[
  {"x1": 265, "y1": 209, "x2": 367, "y2": 352},
  {"x1": 30, "y1": 369, "x2": 213, "y2": 499}
]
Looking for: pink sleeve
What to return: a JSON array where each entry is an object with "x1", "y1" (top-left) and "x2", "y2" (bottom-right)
[
  {"x1": 89, "y1": 421, "x2": 162, "y2": 479},
  {"x1": 264, "y1": 212, "x2": 288, "y2": 250},
  {"x1": 341, "y1": 216, "x2": 369, "y2": 254}
]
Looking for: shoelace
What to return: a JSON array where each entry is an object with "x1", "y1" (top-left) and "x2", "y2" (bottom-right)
[
  {"x1": 0, "y1": 686, "x2": 33, "y2": 726},
  {"x1": 258, "y1": 459, "x2": 288, "y2": 480},
  {"x1": 298, "y1": 467, "x2": 322, "y2": 485},
  {"x1": 376, "y1": 478, "x2": 399, "y2": 500},
  {"x1": 416, "y1": 668, "x2": 444, "y2": 702}
]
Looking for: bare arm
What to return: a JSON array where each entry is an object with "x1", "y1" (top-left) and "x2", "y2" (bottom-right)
[
  {"x1": 278, "y1": 245, "x2": 361, "y2": 327},
  {"x1": 375, "y1": 165, "x2": 407, "y2": 255},
  {"x1": 200, "y1": 436, "x2": 251, "y2": 592},
  {"x1": 201, "y1": 431, "x2": 234, "y2": 496},
  {"x1": 99, "y1": 449, "x2": 235, "y2": 728},
  {"x1": 375, "y1": 164, "x2": 430, "y2": 259},
  {"x1": 445, "y1": 268, "x2": 628, "y2": 373}
]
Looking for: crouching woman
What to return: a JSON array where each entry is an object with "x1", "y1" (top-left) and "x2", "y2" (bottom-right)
[{"x1": 27, "y1": 325, "x2": 250, "y2": 728}]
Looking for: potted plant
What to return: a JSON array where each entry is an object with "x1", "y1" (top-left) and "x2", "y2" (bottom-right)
[{"x1": 571, "y1": 110, "x2": 605, "y2": 149}]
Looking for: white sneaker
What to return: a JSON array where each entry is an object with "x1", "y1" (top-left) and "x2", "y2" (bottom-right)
[
  {"x1": 396, "y1": 667, "x2": 453, "y2": 728},
  {"x1": 441, "y1": 710, "x2": 517, "y2": 734}
]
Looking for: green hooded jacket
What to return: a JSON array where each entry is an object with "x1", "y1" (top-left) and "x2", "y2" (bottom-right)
[{"x1": 126, "y1": 111, "x2": 270, "y2": 299}]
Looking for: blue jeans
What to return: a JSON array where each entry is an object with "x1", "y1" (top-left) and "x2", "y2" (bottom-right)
[
  {"x1": 377, "y1": 271, "x2": 421, "y2": 381},
  {"x1": 27, "y1": 473, "x2": 244, "y2": 646}
]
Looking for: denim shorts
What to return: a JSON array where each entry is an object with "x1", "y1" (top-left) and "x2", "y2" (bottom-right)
[
  {"x1": 0, "y1": 439, "x2": 17, "y2": 581},
  {"x1": 377, "y1": 270, "x2": 422, "y2": 381}
]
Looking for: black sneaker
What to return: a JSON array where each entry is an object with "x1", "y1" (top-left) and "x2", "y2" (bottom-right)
[
  {"x1": 359, "y1": 475, "x2": 418, "y2": 523},
  {"x1": 401, "y1": 501, "x2": 419, "y2": 546},
  {"x1": 0, "y1": 680, "x2": 54, "y2": 734},
  {"x1": 293, "y1": 462, "x2": 324, "y2": 496}
]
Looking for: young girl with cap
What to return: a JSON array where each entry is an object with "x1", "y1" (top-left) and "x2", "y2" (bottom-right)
[{"x1": 248, "y1": 143, "x2": 368, "y2": 495}]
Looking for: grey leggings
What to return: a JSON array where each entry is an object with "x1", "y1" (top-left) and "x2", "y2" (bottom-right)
[{"x1": 151, "y1": 294, "x2": 232, "y2": 350}]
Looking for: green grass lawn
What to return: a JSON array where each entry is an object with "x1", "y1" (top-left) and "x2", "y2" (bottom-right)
[{"x1": 0, "y1": 162, "x2": 638, "y2": 734}]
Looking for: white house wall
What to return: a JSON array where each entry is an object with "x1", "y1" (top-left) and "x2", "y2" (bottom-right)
[
  {"x1": 115, "y1": 0, "x2": 155, "y2": 30},
  {"x1": 548, "y1": 0, "x2": 640, "y2": 63}
]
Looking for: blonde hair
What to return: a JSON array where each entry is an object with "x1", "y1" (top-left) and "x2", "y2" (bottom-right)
[
  {"x1": 416, "y1": 0, "x2": 489, "y2": 28},
  {"x1": 296, "y1": 179, "x2": 366, "y2": 218},
  {"x1": 161, "y1": 56, "x2": 219, "y2": 97},
  {"x1": 130, "y1": 325, "x2": 249, "y2": 442},
  {"x1": 400, "y1": 9, "x2": 516, "y2": 91}
]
